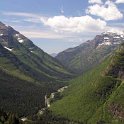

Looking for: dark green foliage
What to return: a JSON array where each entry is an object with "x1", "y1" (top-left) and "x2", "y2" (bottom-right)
[
  {"x1": 0, "y1": 109, "x2": 20, "y2": 124},
  {"x1": 0, "y1": 69, "x2": 46, "y2": 116},
  {"x1": 24, "y1": 110, "x2": 83, "y2": 124}
]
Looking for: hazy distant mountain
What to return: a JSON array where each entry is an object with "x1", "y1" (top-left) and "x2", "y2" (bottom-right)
[
  {"x1": 56, "y1": 32, "x2": 124, "y2": 74},
  {"x1": 51, "y1": 53, "x2": 57, "y2": 57}
]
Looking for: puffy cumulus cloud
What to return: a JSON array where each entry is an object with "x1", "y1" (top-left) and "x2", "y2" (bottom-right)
[
  {"x1": 88, "y1": 0, "x2": 103, "y2": 4},
  {"x1": 106, "y1": 26, "x2": 124, "y2": 34},
  {"x1": 20, "y1": 30, "x2": 66, "y2": 39},
  {"x1": 2, "y1": 11, "x2": 123, "y2": 42},
  {"x1": 86, "y1": 1, "x2": 123, "y2": 20},
  {"x1": 116, "y1": 0, "x2": 124, "y2": 3},
  {"x1": 40, "y1": 15, "x2": 107, "y2": 33}
]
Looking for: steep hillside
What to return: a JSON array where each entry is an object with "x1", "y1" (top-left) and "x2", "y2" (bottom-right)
[
  {"x1": 0, "y1": 67, "x2": 46, "y2": 116},
  {"x1": 56, "y1": 32, "x2": 124, "y2": 74},
  {"x1": 51, "y1": 43, "x2": 124, "y2": 124},
  {"x1": 0, "y1": 22, "x2": 72, "y2": 116},
  {"x1": 0, "y1": 41, "x2": 67, "y2": 116},
  {"x1": 0, "y1": 21, "x2": 71, "y2": 83}
]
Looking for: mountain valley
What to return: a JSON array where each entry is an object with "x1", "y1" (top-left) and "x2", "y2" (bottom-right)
[{"x1": 0, "y1": 22, "x2": 124, "y2": 124}]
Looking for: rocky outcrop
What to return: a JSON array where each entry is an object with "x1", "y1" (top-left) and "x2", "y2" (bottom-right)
[
  {"x1": 105, "y1": 43, "x2": 124, "y2": 79},
  {"x1": 44, "y1": 86, "x2": 68, "y2": 108},
  {"x1": 109, "y1": 103, "x2": 124, "y2": 120}
]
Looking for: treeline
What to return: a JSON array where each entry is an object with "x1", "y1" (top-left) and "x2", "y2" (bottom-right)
[
  {"x1": 0, "y1": 109, "x2": 82, "y2": 124},
  {"x1": 0, "y1": 69, "x2": 46, "y2": 116},
  {"x1": 0, "y1": 108, "x2": 20, "y2": 124},
  {"x1": 23, "y1": 110, "x2": 83, "y2": 124},
  {"x1": 0, "y1": 66, "x2": 68, "y2": 117}
]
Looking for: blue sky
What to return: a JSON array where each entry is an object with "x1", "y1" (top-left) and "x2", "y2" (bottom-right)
[{"x1": 0, "y1": 0, "x2": 124, "y2": 54}]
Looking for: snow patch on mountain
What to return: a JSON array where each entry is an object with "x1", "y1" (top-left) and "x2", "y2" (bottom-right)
[
  {"x1": 104, "y1": 37, "x2": 109, "y2": 40},
  {"x1": 4, "y1": 46, "x2": 13, "y2": 51},
  {"x1": 114, "y1": 36, "x2": 121, "y2": 39},
  {"x1": 99, "y1": 41, "x2": 112, "y2": 46},
  {"x1": 15, "y1": 34, "x2": 24, "y2": 43},
  {"x1": 18, "y1": 39, "x2": 24, "y2": 43},
  {"x1": 15, "y1": 34, "x2": 20, "y2": 37}
]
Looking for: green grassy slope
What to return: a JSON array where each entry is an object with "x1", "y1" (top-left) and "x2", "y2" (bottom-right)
[
  {"x1": 0, "y1": 44, "x2": 34, "y2": 82},
  {"x1": 13, "y1": 43, "x2": 71, "y2": 82},
  {"x1": 0, "y1": 45, "x2": 70, "y2": 117},
  {"x1": 0, "y1": 68, "x2": 46, "y2": 116},
  {"x1": 0, "y1": 21, "x2": 72, "y2": 83},
  {"x1": 50, "y1": 44, "x2": 124, "y2": 124}
]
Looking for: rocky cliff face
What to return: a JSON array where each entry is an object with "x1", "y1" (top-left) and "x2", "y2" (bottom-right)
[{"x1": 105, "y1": 43, "x2": 124, "y2": 79}]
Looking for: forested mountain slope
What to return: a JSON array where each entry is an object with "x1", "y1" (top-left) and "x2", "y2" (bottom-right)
[
  {"x1": 0, "y1": 21, "x2": 71, "y2": 83},
  {"x1": 51, "y1": 43, "x2": 124, "y2": 124},
  {"x1": 0, "y1": 22, "x2": 72, "y2": 116}
]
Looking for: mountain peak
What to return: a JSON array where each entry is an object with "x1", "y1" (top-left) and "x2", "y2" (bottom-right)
[
  {"x1": 93, "y1": 32, "x2": 124, "y2": 47},
  {"x1": 56, "y1": 32, "x2": 124, "y2": 74},
  {"x1": 0, "y1": 21, "x2": 34, "y2": 49}
]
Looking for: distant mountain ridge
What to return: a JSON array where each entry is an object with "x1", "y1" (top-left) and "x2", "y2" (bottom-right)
[
  {"x1": 51, "y1": 53, "x2": 57, "y2": 57},
  {"x1": 56, "y1": 31, "x2": 124, "y2": 74}
]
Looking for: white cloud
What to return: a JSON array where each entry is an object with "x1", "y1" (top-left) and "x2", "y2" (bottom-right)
[
  {"x1": 2, "y1": 12, "x2": 41, "y2": 18},
  {"x1": 89, "y1": 0, "x2": 103, "y2": 4},
  {"x1": 40, "y1": 15, "x2": 107, "y2": 33},
  {"x1": 2, "y1": 12, "x2": 42, "y2": 23},
  {"x1": 116, "y1": 0, "x2": 124, "y2": 3},
  {"x1": 87, "y1": 1, "x2": 123, "y2": 20},
  {"x1": 2, "y1": 11, "x2": 123, "y2": 43},
  {"x1": 106, "y1": 26, "x2": 124, "y2": 34},
  {"x1": 2, "y1": 11, "x2": 107, "y2": 39},
  {"x1": 20, "y1": 30, "x2": 67, "y2": 39}
]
